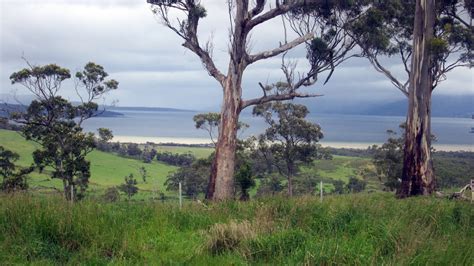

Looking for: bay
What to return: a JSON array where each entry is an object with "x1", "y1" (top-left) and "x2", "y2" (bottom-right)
[{"x1": 82, "y1": 108, "x2": 474, "y2": 148}]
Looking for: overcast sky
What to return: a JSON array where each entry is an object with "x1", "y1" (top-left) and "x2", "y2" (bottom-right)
[{"x1": 0, "y1": 0, "x2": 472, "y2": 110}]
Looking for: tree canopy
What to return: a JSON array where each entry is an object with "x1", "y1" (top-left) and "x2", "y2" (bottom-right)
[
  {"x1": 9, "y1": 61, "x2": 118, "y2": 201},
  {"x1": 253, "y1": 101, "x2": 330, "y2": 196}
]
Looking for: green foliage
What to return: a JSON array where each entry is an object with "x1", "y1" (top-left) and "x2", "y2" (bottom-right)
[
  {"x1": 97, "y1": 128, "x2": 113, "y2": 143},
  {"x1": 256, "y1": 175, "x2": 284, "y2": 197},
  {"x1": 155, "y1": 151, "x2": 195, "y2": 166},
  {"x1": 139, "y1": 166, "x2": 148, "y2": 183},
  {"x1": 0, "y1": 146, "x2": 19, "y2": 178},
  {"x1": 371, "y1": 129, "x2": 404, "y2": 191},
  {"x1": 349, "y1": 1, "x2": 412, "y2": 56},
  {"x1": 308, "y1": 37, "x2": 333, "y2": 68},
  {"x1": 370, "y1": 124, "x2": 439, "y2": 191},
  {"x1": 165, "y1": 157, "x2": 211, "y2": 199},
  {"x1": 346, "y1": 176, "x2": 367, "y2": 193},
  {"x1": 24, "y1": 96, "x2": 95, "y2": 201},
  {"x1": 75, "y1": 62, "x2": 118, "y2": 95},
  {"x1": 0, "y1": 146, "x2": 32, "y2": 192},
  {"x1": 141, "y1": 146, "x2": 157, "y2": 163},
  {"x1": 95, "y1": 128, "x2": 114, "y2": 152},
  {"x1": 9, "y1": 62, "x2": 117, "y2": 201},
  {"x1": 234, "y1": 163, "x2": 255, "y2": 201},
  {"x1": 253, "y1": 102, "x2": 330, "y2": 195},
  {"x1": 119, "y1": 174, "x2": 139, "y2": 200},
  {"x1": 10, "y1": 64, "x2": 71, "y2": 85},
  {"x1": 350, "y1": 0, "x2": 473, "y2": 82},
  {"x1": 433, "y1": 152, "x2": 474, "y2": 188},
  {"x1": 193, "y1": 112, "x2": 249, "y2": 144},
  {"x1": 292, "y1": 174, "x2": 320, "y2": 195},
  {"x1": 0, "y1": 193, "x2": 472, "y2": 264},
  {"x1": 332, "y1": 179, "x2": 345, "y2": 194},
  {"x1": 193, "y1": 112, "x2": 220, "y2": 131},
  {"x1": 126, "y1": 143, "x2": 142, "y2": 157}
]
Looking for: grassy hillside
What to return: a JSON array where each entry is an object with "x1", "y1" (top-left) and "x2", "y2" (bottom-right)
[
  {"x1": 1, "y1": 129, "x2": 376, "y2": 198},
  {"x1": 0, "y1": 193, "x2": 472, "y2": 264},
  {"x1": 0, "y1": 130, "x2": 177, "y2": 196}
]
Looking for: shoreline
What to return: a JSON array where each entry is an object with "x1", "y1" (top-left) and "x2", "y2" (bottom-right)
[{"x1": 112, "y1": 135, "x2": 473, "y2": 152}]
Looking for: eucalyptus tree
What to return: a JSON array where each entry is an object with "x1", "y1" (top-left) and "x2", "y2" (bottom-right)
[
  {"x1": 349, "y1": 0, "x2": 472, "y2": 197},
  {"x1": 253, "y1": 102, "x2": 328, "y2": 197},
  {"x1": 147, "y1": 0, "x2": 358, "y2": 200},
  {"x1": 10, "y1": 62, "x2": 118, "y2": 201}
]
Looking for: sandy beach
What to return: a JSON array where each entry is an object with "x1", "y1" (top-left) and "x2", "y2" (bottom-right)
[
  {"x1": 113, "y1": 135, "x2": 213, "y2": 145},
  {"x1": 112, "y1": 135, "x2": 473, "y2": 152}
]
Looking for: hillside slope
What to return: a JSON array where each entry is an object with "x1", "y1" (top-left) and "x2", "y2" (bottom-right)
[{"x1": 0, "y1": 129, "x2": 177, "y2": 196}]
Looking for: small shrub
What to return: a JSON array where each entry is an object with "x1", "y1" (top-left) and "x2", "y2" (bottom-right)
[
  {"x1": 347, "y1": 176, "x2": 367, "y2": 193},
  {"x1": 103, "y1": 187, "x2": 120, "y2": 202},
  {"x1": 118, "y1": 174, "x2": 138, "y2": 200}
]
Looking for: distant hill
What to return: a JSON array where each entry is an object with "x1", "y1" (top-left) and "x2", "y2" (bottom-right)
[
  {"x1": 301, "y1": 94, "x2": 473, "y2": 118},
  {"x1": 360, "y1": 95, "x2": 473, "y2": 118},
  {"x1": 108, "y1": 106, "x2": 195, "y2": 112},
  {"x1": 0, "y1": 104, "x2": 124, "y2": 118}
]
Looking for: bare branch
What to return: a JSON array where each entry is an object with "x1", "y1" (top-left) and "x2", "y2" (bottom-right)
[
  {"x1": 368, "y1": 56, "x2": 409, "y2": 97},
  {"x1": 249, "y1": 0, "x2": 265, "y2": 18},
  {"x1": 258, "y1": 82, "x2": 268, "y2": 97},
  {"x1": 182, "y1": 41, "x2": 226, "y2": 85},
  {"x1": 242, "y1": 92, "x2": 323, "y2": 109},
  {"x1": 248, "y1": 32, "x2": 314, "y2": 64},
  {"x1": 149, "y1": 0, "x2": 227, "y2": 86}
]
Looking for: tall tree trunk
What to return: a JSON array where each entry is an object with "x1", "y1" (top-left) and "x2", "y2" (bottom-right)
[
  {"x1": 206, "y1": 73, "x2": 242, "y2": 200},
  {"x1": 206, "y1": 2, "x2": 248, "y2": 200},
  {"x1": 397, "y1": 0, "x2": 436, "y2": 197}
]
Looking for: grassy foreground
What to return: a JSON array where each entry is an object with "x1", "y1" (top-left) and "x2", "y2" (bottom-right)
[{"x1": 0, "y1": 193, "x2": 472, "y2": 265}]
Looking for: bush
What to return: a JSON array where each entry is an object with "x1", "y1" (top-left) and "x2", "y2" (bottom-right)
[
  {"x1": 156, "y1": 151, "x2": 195, "y2": 166},
  {"x1": 0, "y1": 146, "x2": 33, "y2": 192},
  {"x1": 332, "y1": 180, "x2": 345, "y2": 194},
  {"x1": 127, "y1": 144, "x2": 142, "y2": 157},
  {"x1": 347, "y1": 176, "x2": 367, "y2": 193},
  {"x1": 102, "y1": 187, "x2": 120, "y2": 202},
  {"x1": 118, "y1": 174, "x2": 138, "y2": 200}
]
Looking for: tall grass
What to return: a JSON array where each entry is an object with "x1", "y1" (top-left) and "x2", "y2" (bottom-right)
[{"x1": 0, "y1": 193, "x2": 472, "y2": 264}]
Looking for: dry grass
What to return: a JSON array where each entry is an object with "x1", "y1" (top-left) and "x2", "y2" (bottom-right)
[{"x1": 202, "y1": 220, "x2": 257, "y2": 254}]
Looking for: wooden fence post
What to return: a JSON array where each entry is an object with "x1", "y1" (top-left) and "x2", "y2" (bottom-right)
[
  {"x1": 179, "y1": 182, "x2": 182, "y2": 209},
  {"x1": 320, "y1": 181, "x2": 323, "y2": 203}
]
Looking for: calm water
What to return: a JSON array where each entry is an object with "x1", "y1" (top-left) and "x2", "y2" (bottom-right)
[{"x1": 82, "y1": 109, "x2": 474, "y2": 146}]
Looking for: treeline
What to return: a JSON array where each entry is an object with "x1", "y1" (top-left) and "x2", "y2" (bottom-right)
[{"x1": 96, "y1": 141, "x2": 195, "y2": 166}]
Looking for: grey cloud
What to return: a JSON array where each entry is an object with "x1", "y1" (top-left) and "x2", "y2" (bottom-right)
[{"x1": 1, "y1": 1, "x2": 471, "y2": 110}]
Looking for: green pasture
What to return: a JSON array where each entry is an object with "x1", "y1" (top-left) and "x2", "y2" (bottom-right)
[{"x1": 0, "y1": 129, "x2": 177, "y2": 195}]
